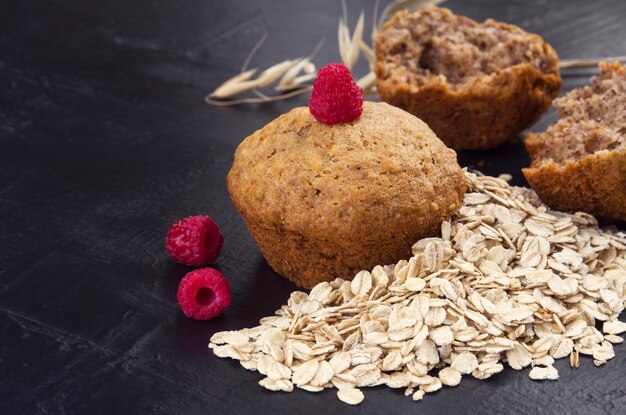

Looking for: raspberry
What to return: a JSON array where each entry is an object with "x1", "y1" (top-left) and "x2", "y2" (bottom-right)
[
  {"x1": 177, "y1": 268, "x2": 231, "y2": 320},
  {"x1": 166, "y1": 215, "x2": 223, "y2": 266},
  {"x1": 309, "y1": 63, "x2": 363, "y2": 125}
]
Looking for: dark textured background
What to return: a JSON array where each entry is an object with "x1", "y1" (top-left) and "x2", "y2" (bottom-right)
[{"x1": 1, "y1": 0, "x2": 625, "y2": 413}]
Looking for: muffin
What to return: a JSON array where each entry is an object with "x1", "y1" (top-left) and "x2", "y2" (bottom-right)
[
  {"x1": 227, "y1": 102, "x2": 467, "y2": 288},
  {"x1": 375, "y1": 6, "x2": 561, "y2": 150},
  {"x1": 523, "y1": 61, "x2": 626, "y2": 222}
]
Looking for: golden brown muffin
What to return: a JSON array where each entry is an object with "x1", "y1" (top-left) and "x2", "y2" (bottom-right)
[
  {"x1": 375, "y1": 6, "x2": 561, "y2": 150},
  {"x1": 227, "y1": 102, "x2": 467, "y2": 288},
  {"x1": 523, "y1": 61, "x2": 626, "y2": 222}
]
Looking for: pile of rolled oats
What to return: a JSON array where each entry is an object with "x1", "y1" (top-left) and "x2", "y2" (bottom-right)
[{"x1": 209, "y1": 171, "x2": 626, "y2": 405}]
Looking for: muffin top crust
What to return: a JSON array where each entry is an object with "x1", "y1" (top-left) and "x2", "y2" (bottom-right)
[{"x1": 227, "y1": 102, "x2": 466, "y2": 245}]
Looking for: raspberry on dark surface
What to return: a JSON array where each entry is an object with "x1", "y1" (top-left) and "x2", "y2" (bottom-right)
[
  {"x1": 177, "y1": 268, "x2": 231, "y2": 320},
  {"x1": 309, "y1": 63, "x2": 364, "y2": 125},
  {"x1": 166, "y1": 215, "x2": 223, "y2": 266}
]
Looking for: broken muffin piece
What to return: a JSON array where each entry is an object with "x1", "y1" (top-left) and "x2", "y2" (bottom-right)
[
  {"x1": 375, "y1": 6, "x2": 561, "y2": 150},
  {"x1": 523, "y1": 61, "x2": 626, "y2": 222}
]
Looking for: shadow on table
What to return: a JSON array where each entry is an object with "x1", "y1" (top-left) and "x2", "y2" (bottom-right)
[{"x1": 174, "y1": 257, "x2": 297, "y2": 358}]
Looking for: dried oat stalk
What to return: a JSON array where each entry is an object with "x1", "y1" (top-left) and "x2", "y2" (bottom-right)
[
  {"x1": 210, "y1": 170, "x2": 626, "y2": 405},
  {"x1": 559, "y1": 56, "x2": 626, "y2": 69},
  {"x1": 207, "y1": 0, "x2": 624, "y2": 106},
  {"x1": 205, "y1": 34, "x2": 320, "y2": 106},
  {"x1": 206, "y1": 0, "x2": 441, "y2": 105}
]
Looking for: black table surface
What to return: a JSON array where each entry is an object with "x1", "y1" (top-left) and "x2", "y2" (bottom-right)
[{"x1": 2, "y1": 0, "x2": 625, "y2": 414}]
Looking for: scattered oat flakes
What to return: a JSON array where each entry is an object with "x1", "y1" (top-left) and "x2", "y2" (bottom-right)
[
  {"x1": 292, "y1": 360, "x2": 319, "y2": 386},
  {"x1": 506, "y1": 344, "x2": 533, "y2": 370},
  {"x1": 337, "y1": 387, "x2": 365, "y2": 405},
  {"x1": 420, "y1": 377, "x2": 442, "y2": 393},
  {"x1": 604, "y1": 334, "x2": 624, "y2": 344},
  {"x1": 534, "y1": 355, "x2": 555, "y2": 367},
  {"x1": 412, "y1": 389, "x2": 425, "y2": 401},
  {"x1": 259, "y1": 378, "x2": 294, "y2": 392},
  {"x1": 592, "y1": 342, "x2": 615, "y2": 362},
  {"x1": 429, "y1": 326, "x2": 454, "y2": 346},
  {"x1": 451, "y1": 352, "x2": 479, "y2": 374},
  {"x1": 603, "y1": 320, "x2": 626, "y2": 335},
  {"x1": 210, "y1": 171, "x2": 626, "y2": 405},
  {"x1": 439, "y1": 367, "x2": 462, "y2": 386},
  {"x1": 529, "y1": 365, "x2": 559, "y2": 380}
]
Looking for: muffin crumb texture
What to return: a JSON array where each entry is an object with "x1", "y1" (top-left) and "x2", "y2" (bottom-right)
[
  {"x1": 227, "y1": 102, "x2": 466, "y2": 288},
  {"x1": 375, "y1": 6, "x2": 561, "y2": 150},
  {"x1": 524, "y1": 61, "x2": 626, "y2": 222}
]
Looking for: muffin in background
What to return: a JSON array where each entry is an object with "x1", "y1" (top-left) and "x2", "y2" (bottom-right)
[
  {"x1": 375, "y1": 6, "x2": 561, "y2": 150},
  {"x1": 523, "y1": 62, "x2": 626, "y2": 223},
  {"x1": 227, "y1": 102, "x2": 466, "y2": 288}
]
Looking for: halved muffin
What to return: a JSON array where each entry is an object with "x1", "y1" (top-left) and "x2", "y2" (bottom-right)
[
  {"x1": 227, "y1": 102, "x2": 466, "y2": 288},
  {"x1": 523, "y1": 61, "x2": 626, "y2": 222},
  {"x1": 375, "y1": 6, "x2": 561, "y2": 150}
]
